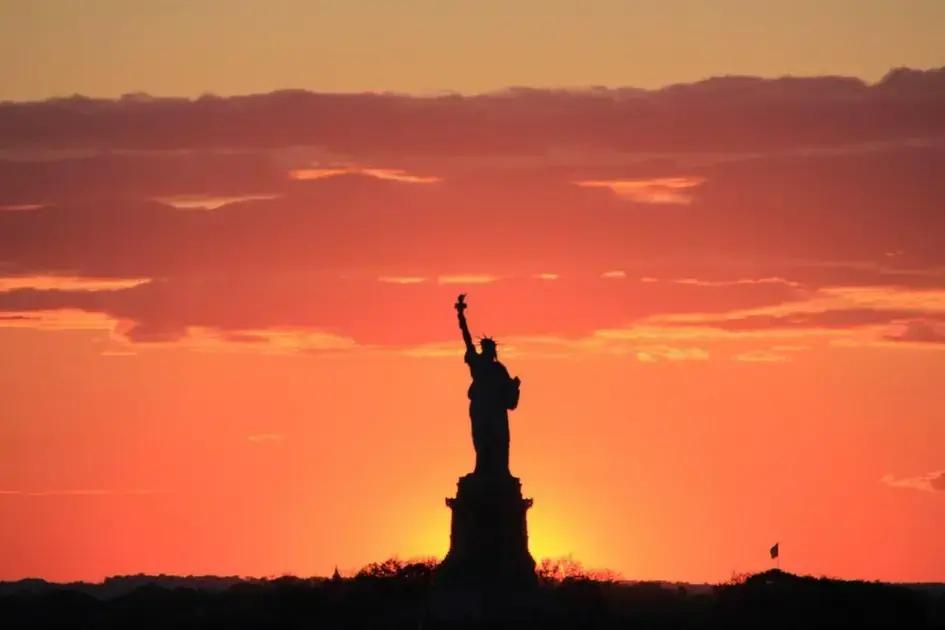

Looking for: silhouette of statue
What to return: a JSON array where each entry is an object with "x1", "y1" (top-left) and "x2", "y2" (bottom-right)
[
  {"x1": 436, "y1": 295, "x2": 536, "y2": 592},
  {"x1": 455, "y1": 294, "x2": 521, "y2": 477}
]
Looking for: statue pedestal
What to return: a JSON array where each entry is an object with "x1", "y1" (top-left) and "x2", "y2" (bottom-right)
[{"x1": 436, "y1": 472, "x2": 537, "y2": 588}]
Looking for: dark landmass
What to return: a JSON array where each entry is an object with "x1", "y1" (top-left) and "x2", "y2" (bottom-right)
[
  {"x1": 0, "y1": 560, "x2": 945, "y2": 629},
  {"x1": 2, "y1": 562, "x2": 944, "y2": 629}
]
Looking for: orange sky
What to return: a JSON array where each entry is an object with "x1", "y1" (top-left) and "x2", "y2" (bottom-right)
[{"x1": 2, "y1": 3, "x2": 945, "y2": 584}]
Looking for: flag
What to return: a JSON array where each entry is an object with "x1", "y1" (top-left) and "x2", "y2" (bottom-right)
[{"x1": 770, "y1": 543, "x2": 779, "y2": 559}]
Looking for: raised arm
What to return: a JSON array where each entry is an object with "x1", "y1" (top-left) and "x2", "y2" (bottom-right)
[{"x1": 455, "y1": 294, "x2": 475, "y2": 355}]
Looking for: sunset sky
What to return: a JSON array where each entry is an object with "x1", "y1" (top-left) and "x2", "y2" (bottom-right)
[{"x1": 2, "y1": 1, "x2": 945, "y2": 584}]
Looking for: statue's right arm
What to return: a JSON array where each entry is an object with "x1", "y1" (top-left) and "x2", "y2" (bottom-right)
[{"x1": 458, "y1": 309, "x2": 476, "y2": 355}]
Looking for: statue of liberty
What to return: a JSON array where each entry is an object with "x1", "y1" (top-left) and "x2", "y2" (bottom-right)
[
  {"x1": 437, "y1": 294, "x2": 536, "y2": 587},
  {"x1": 455, "y1": 294, "x2": 521, "y2": 477}
]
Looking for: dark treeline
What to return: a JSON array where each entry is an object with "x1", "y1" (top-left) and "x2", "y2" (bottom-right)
[{"x1": 2, "y1": 561, "x2": 944, "y2": 629}]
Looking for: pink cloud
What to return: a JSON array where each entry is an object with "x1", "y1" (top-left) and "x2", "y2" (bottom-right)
[
  {"x1": 576, "y1": 177, "x2": 705, "y2": 204},
  {"x1": 289, "y1": 166, "x2": 440, "y2": 183},
  {"x1": 1, "y1": 70, "x2": 945, "y2": 349}
]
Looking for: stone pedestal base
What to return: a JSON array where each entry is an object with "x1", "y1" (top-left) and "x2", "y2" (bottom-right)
[{"x1": 435, "y1": 472, "x2": 537, "y2": 588}]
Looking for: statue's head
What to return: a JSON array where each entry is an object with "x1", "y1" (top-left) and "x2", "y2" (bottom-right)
[{"x1": 479, "y1": 336, "x2": 498, "y2": 360}]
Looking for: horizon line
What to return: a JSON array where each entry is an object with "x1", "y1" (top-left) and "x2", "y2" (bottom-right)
[{"x1": 3, "y1": 65, "x2": 942, "y2": 106}]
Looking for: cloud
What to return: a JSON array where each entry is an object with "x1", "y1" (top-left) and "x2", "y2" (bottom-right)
[
  {"x1": 678, "y1": 308, "x2": 931, "y2": 332},
  {"x1": 634, "y1": 346, "x2": 709, "y2": 362},
  {"x1": 666, "y1": 303, "x2": 945, "y2": 337},
  {"x1": 154, "y1": 193, "x2": 281, "y2": 210},
  {"x1": 147, "y1": 327, "x2": 359, "y2": 353},
  {"x1": 247, "y1": 433, "x2": 285, "y2": 444},
  {"x1": 935, "y1": 475, "x2": 945, "y2": 492},
  {"x1": 0, "y1": 152, "x2": 285, "y2": 205},
  {"x1": 576, "y1": 177, "x2": 705, "y2": 204},
  {"x1": 882, "y1": 471, "x2": 945, "y2": 493},
  {"x1": 601, "y1": 270, "x2": 626, "y2": 279},
  {"x1": 825, "y1": 287, "x2": 945, "y2": 312},
  {"x1": 0, "y1": 274, "x2": 806, "y2": 347},
  {"x1": 0, "y1": 309, "x2": 117, "y2": 332},
  {"x1": 654, "y1": 285, "x2": 945, "y2": 346},
  {"x1": 1, "y1": 69, "x2": 944, "y2": 350},
  {"x1": 2, "y1": 68, "x2": 943, "y2": 156},
  {"x1": 0, "y1": 275, "x2": 149, "y2": 291},
  {"x1": 377, "y1": 276, "x2": 427, "y2": 284},
  {"x1": 437, "y1": 274, "x2": 500, "y2": 285},
  {"x1": 290, "y1": 166, "x2": 440, "y2": 184},
  {"x1": 0, "y1": 204, "x2": 44, "y2": 211},
  {"x1": 671, "y1": 277, "x2": 800, "y2": 288},
  {"x1": 883, "y1": 320, "x2": 945, "y2": 344}
]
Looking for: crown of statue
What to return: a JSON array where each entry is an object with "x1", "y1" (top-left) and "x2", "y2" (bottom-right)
[{"x1": 479, "y1": 336, "x2": 497, "y2": 348}]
